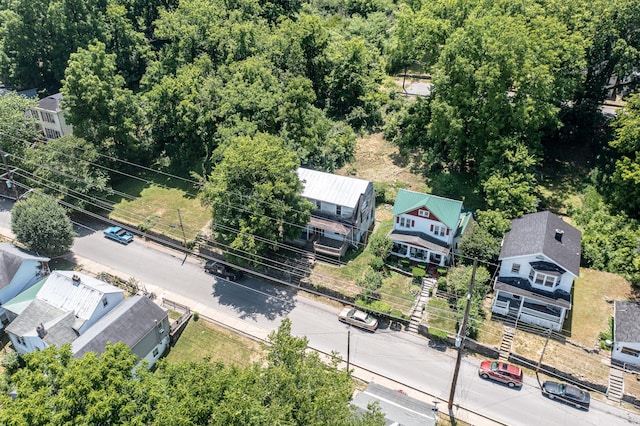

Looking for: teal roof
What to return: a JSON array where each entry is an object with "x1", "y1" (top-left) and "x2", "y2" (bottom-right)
[
  {"x1": 391, "y1": 189, "x2": 463, "y2": 229},
  {"x1": 2, "y1": 277, "x2": 46, "y2": 315},
  {"x1": 455, "y1": 211, "x2": 474, "y2": 238}
]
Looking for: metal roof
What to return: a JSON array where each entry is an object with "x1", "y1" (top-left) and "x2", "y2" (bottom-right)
[
  {"x1": 391, "y1": 189, "x2": 463, "y2": 229},
  {"x1": 499, "y1": 211, "x2": 582, "y2": 277},
  {"x1": 352, "y1": 382, "x2": 436, "y2": 426},
  {"x1": 297, "y1": 168, "x2": 372, "y2": 209},
  {"x1": 614, "y1": 301, "x2": 640, "y2": 343},
  {"x1": 2, "y1": 278, "x2": 46, "y2": 315},
  {"x1": 72, "y1": 296, "x2": 168, "y2": 359},
  {"x1": 36, "y1": 271, "x2": 123, "y2": 321}
]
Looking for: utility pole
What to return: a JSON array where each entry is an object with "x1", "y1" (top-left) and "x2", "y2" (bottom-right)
[
  {"x1": 448, "y1": 258, "x2": 477, "y2": 410},
  {"x1": 0, "y1": 148, "x2": 19, "y2": 200},
  {"x1": 346, "y1": 326, "x2": 351, "y2": 374},
  {"x1": 177, "y1": 209, "x2": 188, "y2": 265}
]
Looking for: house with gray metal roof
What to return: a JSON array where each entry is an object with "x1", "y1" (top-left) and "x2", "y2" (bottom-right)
[
  {"x1": 27, "y1": 92, "x2": 73, "y2": 139},
  {"x1": 491, "y1": 211, "x2": 582, "y2": 332},
  {"x1": 72, "y1": 296, "x2": 170, "y2": 368},
  {"x1": 297, "y1": 168, "x2": 375, "y2": 258},
  {"x1": 352, "y1": 382, "x2": 437, "y2": 426},
  {"x1": 388, "y1": 189, "x2": 470, "y2": 266},
  {"x1": 0, "y1": 243, "x2": 49, "y2": 328},
  {"x1": 5, "y1": 271, "x2": 124, "y2": 354},
  {"x1": 612, "y1": 301, "x2": 640, "y2": 368}
]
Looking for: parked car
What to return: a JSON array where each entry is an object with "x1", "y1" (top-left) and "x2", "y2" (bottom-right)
[
  {"x1": 204, "y1": 260, "x2": 243, "y2": 281},
  {"x1": 103, "y1": 226, "x2": 134, "y2": 244},
  {"x1": 478, "y1": 360, "x2": 523, "y2": 388},
  {"x1": 542, "y1": 381, "x2": 590, "y2": 410},
  {"x1": 338, "y1": 308, "x2": 378, "y2": 332}
]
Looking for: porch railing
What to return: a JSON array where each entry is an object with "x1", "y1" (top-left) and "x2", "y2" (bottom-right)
[
  {"x1": 493, "y1": 299, "x2": 510, "y2": 316},
  {"x1": 520, "y1": 307, "x2": 562, "y2": 324}
]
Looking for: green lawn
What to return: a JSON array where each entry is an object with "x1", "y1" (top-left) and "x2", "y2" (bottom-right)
[
  {"x1": 165, "y1": 318, "x2": 263, "y2": 367},
  {"x1": 108, "y1": 179, "x2": 210, "y2": 241},
  {"x1": 426, "y1": 298, "x2": 457, "y2": 338}
]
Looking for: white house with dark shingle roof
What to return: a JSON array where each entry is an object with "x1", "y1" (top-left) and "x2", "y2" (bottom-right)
[
  {"x1": 72, "y1": 296, "x2": 170, "y2": 368},
  {"x1": 0, "y1": 243, "x2": 49, "y2": 328},
  {"x1": 612, "y1": 301, "x2": 640, "y2": 368},
  {"x1": 297, "y1": 168, "x2": 375, "y2": 257},
  {"x1": 27, "y1": 92, "x2": 73, "y2": 139},
  {"x1": 491, "y1": 211, "x2": 582, "y2": 331},
  {"x1": 5, "y1": 271, "x2": 124, "y2": 354}
]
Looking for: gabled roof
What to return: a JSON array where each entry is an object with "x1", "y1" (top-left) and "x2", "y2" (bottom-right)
[
  {"x1": 499, "y1": 211, "x2": 582, "y2": 277},
  {"x1": 352, "y1": 382, "x2": 436, "y2": 426},
  {"x1": 5, "y1": 298, "x2": 68, "y2": 336},
  {"x1": 36, "y1": 271, "x2": 123, "y2": 321},
  {"x1": 37, "y1": 93, "x2": 63, "y2": 112},
  {"x1": 0, "y1": 243, "x2": 49, "y2": 290},
  {"x1": 2, "y1": 278, "x2": 46, "y2": 315},
  {"x1": 614, "y1": 301, "x2": 640, "y2": 343},
  {"x1": 72, "y1": 296, "x2": 167, "y2": 359},
  {"x1": 391, "y1": 189, "x2": 463, "y2": 229},
  {"x1": 297, "y1": 168, "x2": 372, "y2": 209}
]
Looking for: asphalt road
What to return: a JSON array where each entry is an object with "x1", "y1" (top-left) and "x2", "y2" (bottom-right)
[{"x1": 0, "y1": 199, "x2": 638, "y2": 426}]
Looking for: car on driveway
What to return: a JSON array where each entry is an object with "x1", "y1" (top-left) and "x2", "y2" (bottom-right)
[
  {"x1": 338, "y1": 308, "x2": 378, "y2": 332},
  {"x1": 478, "y1": 360, "x2": 523, "y2": 388},
  {"x1": 204, "y1": 260, "x2": 243, "y2": 281},
  {"x1": 103, "y1": 226, "x2": 134, "y2": 244},
  {"x1": 542, "y1": 381, "x2": 590, "y2": 410}
]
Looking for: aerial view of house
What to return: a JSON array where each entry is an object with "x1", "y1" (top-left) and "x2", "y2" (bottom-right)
[
  {"x1": 388, "y1": 189, "x2": 472, "y2": 266},
  {"x1": 612, "y1": 301, "x2": 640, "y2": 368},
  {"x1": 491, "y1": 211, "x2": 582, "y2": 332},
  {"x1": 297, "y1": 167, "x2": 375, "y2": 257}
]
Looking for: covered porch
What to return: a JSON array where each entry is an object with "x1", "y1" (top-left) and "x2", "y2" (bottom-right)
[
  {"x1": 388, "y1": 230, "x2": 449, "y2": 266},
  {"x1": 305, "y1": 216, "x2": 352, "y2": 258},
  {"x1": 492, "y1": 277, "x2": 571, "y2": 332}
]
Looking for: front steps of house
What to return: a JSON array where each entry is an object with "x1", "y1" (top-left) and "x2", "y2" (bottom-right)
[
  {"x1": 498, "y1": 315, "x2": 517, "y2": 362},
  {"x1": 608, "y1": 368, "x2": 624, "y2": 402},
  {"x1": 407, "y1": 278, "x2": 437, "y2": 333}
]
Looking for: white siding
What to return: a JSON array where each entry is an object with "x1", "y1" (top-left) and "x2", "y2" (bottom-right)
[
  {"x1": 499, "y1": 254, "x2": 575, "y2": 294},
  {"x1": 612, "y1": 342, "x2": 640, "y2": 367}
]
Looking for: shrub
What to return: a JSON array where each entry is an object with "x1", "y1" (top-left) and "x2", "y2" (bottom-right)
[
  {"x1": 369, "y1": 256, "x2": 385, "y2": 272},
  {"x1": 390, "y1": 309, "x2": 404, "y2": 320},
  {"x1": 1, "y1": 351, "x2": 23, "y2": 376},
  {"x1": 192, "y1": 311, "x2": 200, "y2": 322}
]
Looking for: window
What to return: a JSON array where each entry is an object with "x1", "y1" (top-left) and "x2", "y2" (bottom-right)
[
  {"x1": 621, "y1": 347, "x2": 640, "y2": 357},
  {"x1": 418, "y1": 209, "x2": 430, "y2": 218},
  {"x1": 433, "y1": 225, "x2": 445, "y2": 236},
  {"x1": 511, "y1": 263, "x2": 521, "y2": 273},
  {"x1": 336, "y1": 205, "x2": 341, "y2": 216},
  {"x1": 41, "y1": 111, "x2": 55, "y2": 123},
  {"x1": 44, "y1": 128, "x2": 61, "y2": 139},
  {"x1": 153, "y1": 348, "x2": 159, "y2": 357},
  {"x1": 102, "y1": 298, "x2": 108, "y2": 307},
  {"x1": 529, "y1": 270, "x2": 557, "y2": 288},
  {"x1": 17, "y1": 336, "x2": 25, "y2": 346}
]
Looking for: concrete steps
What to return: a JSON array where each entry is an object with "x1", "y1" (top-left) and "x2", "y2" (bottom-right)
[
  {"x1": 608, "y1": 368, "x2": 624, "y2": 402},
  {"x1": 499, "y1": 325, "x2": 515, "y2": 362},
  {"x1": 407, "y1": 278, "x2": 437, "y2": 334}
]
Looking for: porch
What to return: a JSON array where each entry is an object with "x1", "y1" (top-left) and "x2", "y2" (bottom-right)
[
  {"x1": 304, "y1": 216, "x2": 353, "y2": 258},
  {"x1": 313, "y1": 236, "x2": 348, "y2": 258},
  {"x1": 492, "y1": 277, "x2": 570, "y2": 332},
  {"x1": 388, "y1": 230, "x2": 449, "y2": 266}
]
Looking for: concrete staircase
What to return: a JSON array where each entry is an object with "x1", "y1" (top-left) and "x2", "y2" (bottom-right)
[
  {"x1": 608, "y1": 368, "x2": 624, "y2": 403},
  {"x1": 407, "y1": 278, "x2": 437, "y2": 333}
]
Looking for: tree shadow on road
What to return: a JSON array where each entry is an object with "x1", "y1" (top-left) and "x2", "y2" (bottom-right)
[{"x1": 211, "y1": 277, "x2": 297, "y2": 321}]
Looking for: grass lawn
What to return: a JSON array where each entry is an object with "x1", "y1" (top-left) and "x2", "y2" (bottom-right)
[
  {"x1": 567, "y1": 268, "x2": 636, "y2": 346},
  {"x1": 426, "y1": 298, "x2": 457, "y2": 338},
  {"x1": 165, "y1": 318, "x2": 263, "y2": 367},
  {"x1": 108, "y1": 179, "x2": 210, "y2": 242}
]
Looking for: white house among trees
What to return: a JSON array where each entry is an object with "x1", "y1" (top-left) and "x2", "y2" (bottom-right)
[{"x1": 27, "y1": 93, "x2": 73, "y2": 140}]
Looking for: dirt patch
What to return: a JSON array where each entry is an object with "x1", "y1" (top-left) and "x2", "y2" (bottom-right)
[{"x1": 338, "y1": 133, "x2": 427, "y2": 192}]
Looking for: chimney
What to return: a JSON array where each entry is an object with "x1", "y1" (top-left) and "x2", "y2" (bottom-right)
[
  {"x1": 36, "y1": 322, "x2": 46, "y2": 338},
  {"x1": 554, "y1": 229, "x2": 564, "y2": 242},
  {"x1": 72, "y1": 274, "x2": 81, "y2": 285}
]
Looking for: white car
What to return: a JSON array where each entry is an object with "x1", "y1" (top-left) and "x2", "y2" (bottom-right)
[{"x1": 338, "y1": 308, "x2": 378, "y2": 332}]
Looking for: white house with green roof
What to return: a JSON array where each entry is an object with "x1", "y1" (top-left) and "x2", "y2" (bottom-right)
[{"x1": 389, "y1": 189, "x2": 471, "y2": 266}]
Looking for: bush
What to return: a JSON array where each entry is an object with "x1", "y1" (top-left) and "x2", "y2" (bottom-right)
[
  {"x1": 373, "y1": 182, "x2": 389, "y2": 204},
  {"x1": 390, "y1": 309, "x2": 404, "y2": 320},
  {"x1": 1, "y1": 351, "x2": 23, "y2": 376},
  {"x1": 192, "y1": 311, "x2": 200, "y2": 322},
  {"x1": 369, "y1": 256, "x2": 385, "y2": 272}
]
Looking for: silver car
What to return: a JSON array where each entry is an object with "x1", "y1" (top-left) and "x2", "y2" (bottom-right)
[{"x1": 338, "y1": 308, "x2": 378, "y2": 332}]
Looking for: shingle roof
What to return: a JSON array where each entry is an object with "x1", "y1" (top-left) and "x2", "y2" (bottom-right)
[
  {"x1": 72, "y1": 296, "x2": 167, "y2": 359},
  {"x1": 0, "y1": 243, "x2": 49, "y2": 290},
  {"x1": 5, "y1": 299, "x2": 67, "y2": 336},
  {"x1": 614, "y1": 301, "x2": 640, "y2": 343},
  {"x1": 499, "y1": 211, "x2": 582, "y2": 277},
  {"x1": 297, "y1": 168, "x2": 372, "y2": 209},
  {"x1": 37, "y1": 93, "x2": 63, "y2": 112},
  {"x1": 391, "y1": 189, "x2": 463, "y2": 229}
]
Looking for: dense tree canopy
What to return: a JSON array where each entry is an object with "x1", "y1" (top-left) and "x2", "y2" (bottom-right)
[
  {"x1": 201, "y1": 134, "x2": 313, "y2": 259},
  {"x1": 0, "y1": 320, "x2": 385, "y2": 425},
  {"x1": 11, "y1": 193, "x2": 75, "y2": 256}
]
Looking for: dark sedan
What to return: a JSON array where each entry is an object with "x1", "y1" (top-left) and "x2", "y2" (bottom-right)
[{"x1": 542, "y1": 381, "x2": 590, "y2": 410}]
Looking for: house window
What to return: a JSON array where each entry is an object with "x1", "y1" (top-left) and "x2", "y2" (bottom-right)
[
  {"x1": 315, "y1": 200, "x2": 321, "y2": 209},
  {"x1": 16, "y1": 336, "x2": 25, "y2": 346},
  {"x1": 418, "y1": 209, "x2": 430, "y2": 218},
  {"x1": 530, "y1": 271, "x2": 557, "y2": 288},
  {"x1": 336, "y1": 205, "x2": 341, "y2": 216},
  {"x1": 103, "y1": 298, "x2": 108, "y2": 307},
  {"x1": 41, "y1": 112, "x2": 55, "y2": 123},
  {"x1": 620, "y1": 347, "x2": 640, "y2": 357},
  {"x1": 153, "y1": 348, "x2": 159, "y2": 357},
  {"x1": 433, "y1": 225, "x2": 445, "y2": 236},
  {"x1": 511, "y1": 264, "x2": 521, "y2": 273}
]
